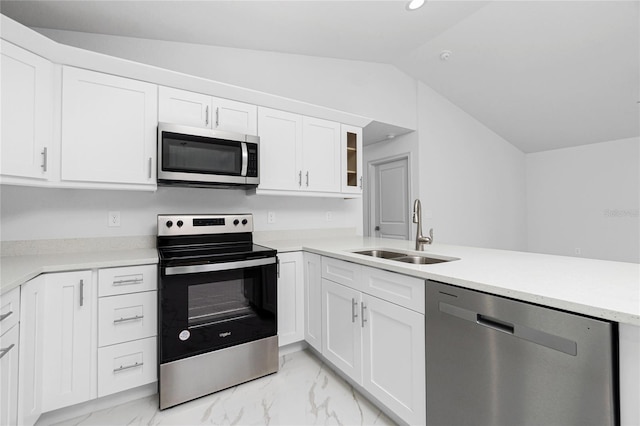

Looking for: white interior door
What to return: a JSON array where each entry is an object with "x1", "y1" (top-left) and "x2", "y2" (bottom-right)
[{"x1": 372, "y1": 157, "x2": 410, "y2": 240}]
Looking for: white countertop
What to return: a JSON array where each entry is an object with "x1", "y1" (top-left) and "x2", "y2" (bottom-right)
[
  {"x1": 260, "y1": 236, "x2": 640, "y2": 326},
  {"x1": 0, "y1": 248, "x2": 158, "y2": 294},
  {"x1": 2, "y1": 236, "x2": 638, "y2": 326}
]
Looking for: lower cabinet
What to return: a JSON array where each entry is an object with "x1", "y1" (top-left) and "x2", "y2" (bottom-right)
[
  {"x1": 1, "y1": 320, "x2": 20, "y2": 426},
  {"x1": 319, "y1": 257, "x2": 426, "y2": 425},
  {"x1": 303, "y1": 252, "x2": 322, "y2": 352},
  {"x1": 41, "y1": 270, "x2": 95, "y2": 412},
  {"x1": 97, "y1": 337, "x2": 157, "y2": 398},
  {"x1": 277, "y1": 252, "x2": 305, "y2": 346}
]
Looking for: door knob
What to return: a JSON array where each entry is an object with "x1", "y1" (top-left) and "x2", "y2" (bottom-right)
[{"x1": 375, "y1": 226, "x2": 380, "y2": 231}]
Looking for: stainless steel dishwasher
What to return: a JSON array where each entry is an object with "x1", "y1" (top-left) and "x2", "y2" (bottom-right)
[{"x1": 426, "y1": 280, "x2": 618, "y2": 426}]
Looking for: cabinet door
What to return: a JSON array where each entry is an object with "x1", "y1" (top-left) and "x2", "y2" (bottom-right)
[
  {"x1": 302, "y1": 116, "x2": 341, "y2": 193},
  {"x1": 257, "y1": 107, "x2": 303, "y2": 191},
  {"x1": 18, "y1": 276, "x2": 45, "y2": 426},
  {"x1": 341, "y1": 125, "x2": 363, "y2": 194},
  {"x1": 0, "y1": 324, "x2": 20, "y2": 426},
  {"x1": 42, "y1": 270, "x2": 94, "y2": 412},
  {"x1": 321, "y1": 279, "x2": 362, "y2": 383},
  {"x1": 303, "y1": 252, "x2": 322, "y2": 352},
  {"x1": 277, "y1": 252, "x2": 304, "y2": 347},
  {"x1": 0, "y1": 40, "x2": 52, "y2": 180},
  {"x1": 61, "y1": 66, "x2": 157, "y2": 185},
  {"x1": 158, "y1": 86, "x2": 211, "y2": 128},
  {"x1": 362, "y1": 294, "x2": 425, "y2": 425},
  {"x1": 212, "y1": 97, "x2": 257, "y2": 135}
]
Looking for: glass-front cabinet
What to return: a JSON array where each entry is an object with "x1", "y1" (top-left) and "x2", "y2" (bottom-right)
[{"x1": 341, "y1": 125, "x2": 363, "y2": 194}]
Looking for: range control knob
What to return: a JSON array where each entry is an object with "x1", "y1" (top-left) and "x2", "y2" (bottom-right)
[
  {"x1": 233, "y1": 219, "x2": 240, "y2": 226},
  {"x1": 177, "y1": 220, "x2": 184, "y2": 227},
  {"x1": 242, "y1": 219, "x2": 248, "y2": 225},
  {"x1": 166, "y1": 220, "x2": 173, "y2": 228}
]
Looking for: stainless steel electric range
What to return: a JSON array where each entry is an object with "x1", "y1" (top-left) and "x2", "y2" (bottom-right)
[{"x1": 157, "y1": 214, "x2": 278, "y2": 410}]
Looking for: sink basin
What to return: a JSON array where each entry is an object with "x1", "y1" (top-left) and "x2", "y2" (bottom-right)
[
  {"x1": 354, "y1": 250, "x2": 407, "y2": 259},
  {"x1": 353, "y1": 248, "x2": 458, "y2": 265},
  {"x1": 391, "y1": 255, "x2": 450, "y2": 265}
]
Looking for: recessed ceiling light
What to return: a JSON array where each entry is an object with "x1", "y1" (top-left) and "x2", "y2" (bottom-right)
[{"x1": 406, "y1": 0, "x2": 425, "y2": 11}]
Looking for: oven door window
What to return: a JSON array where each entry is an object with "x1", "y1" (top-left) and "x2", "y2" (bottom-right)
[
  {"x1": 162, "y1": 133, "x2": 243, "y2": 175},
  {"x1": 188, "y1": 278, "x2": 255, "y2": 328}
]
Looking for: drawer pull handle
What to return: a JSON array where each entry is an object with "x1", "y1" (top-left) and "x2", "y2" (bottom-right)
[
  {"x1": 0, "y1": 344, "x2": 15, "y2": 360},
  {"x1": 0, "y1": 311, "x2": 13, "y2": 322},
  {"x1": 113, "y1": 314, "x2": 144, "y2": 324},
  {"x1": 113, "y1": 361, "x2": 143, "y2": 373},
  {"x1": 112, "y1": 278, "x2": 144, "y2": 286}
]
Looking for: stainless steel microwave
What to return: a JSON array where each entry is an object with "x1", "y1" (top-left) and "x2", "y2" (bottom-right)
[{"x1": 157, "y1": 123, "x2": 259, "y2": 188}]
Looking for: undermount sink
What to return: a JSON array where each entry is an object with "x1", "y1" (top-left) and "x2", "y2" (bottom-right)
[
  {"x1": 354, "y1": 249, "x2": 457, "y2": 265},
  {"x1": 354, "y1": 249, "x2": 407, "y2": 259}
]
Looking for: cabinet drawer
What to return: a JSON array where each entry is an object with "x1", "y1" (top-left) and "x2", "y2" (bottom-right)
[
  {"x1": 98, "y1": 291, "x2": 157, "y2": 346},
  {"x1": 98, "y1": 265, "x2": 157, "y2": 297},
  {"x1": 321, "y1": 257, "x2": 362, "y2": 290},
  {"x1": 361, "y1": 267, "x2": 425, "y2": 314},
  {"x1": 97, "y1": 337, "x2": 157, "y2": 398},
  {"x1": 0, "y1": 287, "x2": 20, "y2": 336}
]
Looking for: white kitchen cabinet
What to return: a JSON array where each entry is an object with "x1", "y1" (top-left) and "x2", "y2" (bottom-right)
[
  {"x1": 97, "y1": 336, "x2": 157, "y2": 398},
  {"x1": 257, "y1": 108, "x2": 342, "y2": 195},
  {"x1": 257, "y1": 107, "x2": 303, "y2": 191},
  {"x1": 321, "y1": 279, "x2": 363, "y2": 383},
  {"x1": 341, "y1": 125, "x2": 363, "y2": 194},
  {"x1": 320, "y1": 256, "x2": 426, "y2": 425},
  {"x1": 18, "y1": 276, "x2": 45, "y2": 426},
  {"x1": 302, "y1": 116, "x2": 341, "y2": 193},
  {"x1": 0, "y1": 286, "x2": 21, "y2": 426},
  {"x1": 158, "y1": 86, "x2": 257, "y2": 135},
  {"x1": 361, "y1": 293, "x2": 425, "y2": 425},
  {"x1": 1, "y1": 320, "x2": 20, "y2": 426},
  {"x1": 0, "y1": 40, "x2": 53, "y2": 182},
  {"x1": 61, "y1": 66, "x2": 157, "y2": 187},
  {"x1": 303, "y1": 252, "x2": 322, "y2": 352},
  {"x1": 277, "y1": 252, "x2": 305, "y2": 347},
  {"x1": 41, "y1": 270, "x2": 95, "y2": 412},
  {"x1": 97, "y1": 264, "x2": 157, "y2": 398}
]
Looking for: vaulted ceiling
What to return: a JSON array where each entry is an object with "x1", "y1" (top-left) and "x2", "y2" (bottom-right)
[{"x1": 2, "y1": 0, "x2": 638, "y2": 153}]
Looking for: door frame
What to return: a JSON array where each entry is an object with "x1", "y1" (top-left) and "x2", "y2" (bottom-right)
[{"x1": 364, "y1": 153, "x2": 413, "y2": 239}]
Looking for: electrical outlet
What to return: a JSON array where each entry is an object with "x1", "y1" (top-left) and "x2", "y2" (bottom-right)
[
  {"x1": 108, "y1": 211, "x2": 121, "y2": 227},
  {"x1": 267, "y1": 211, "x2": 276, "y2": 224},
  {"x1": 575, "y1": 248, "x2": 581, "y2": 255},
  {"x1": 326, "y1": 211, "x2": 332, "y2": 222}
]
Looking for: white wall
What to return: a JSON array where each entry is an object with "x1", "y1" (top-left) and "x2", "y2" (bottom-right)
[
  {"x1": 0, "y1": 185, "x2": 361, "y2": 241},
  {"x1": 526, "y1": 137, "x2": 640, "y2": 263},
  {"x1": 417, "y1": 83, "x2": 527, "y2": 251},
  {"x1": 34, "y1": 28, "x2": 417, "y2": 130}
]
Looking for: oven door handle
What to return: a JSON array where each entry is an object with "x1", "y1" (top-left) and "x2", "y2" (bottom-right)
[{"x1": 164, "y1": 257, "x2": 276, "y2": 275}]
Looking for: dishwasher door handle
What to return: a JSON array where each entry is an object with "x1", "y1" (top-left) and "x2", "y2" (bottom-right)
[{"x1": 477, "y1": 314, "x2": 514, "y2": 334}]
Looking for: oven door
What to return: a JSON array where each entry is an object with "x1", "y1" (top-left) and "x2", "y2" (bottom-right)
[{"x1": 159, "y1": 256, "x2": 277, "y2": 363}]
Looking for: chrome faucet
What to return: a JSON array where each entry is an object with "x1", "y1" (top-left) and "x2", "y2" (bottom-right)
[{"x1": 412, "y1": 199, "x2": 433, "y2": 251}]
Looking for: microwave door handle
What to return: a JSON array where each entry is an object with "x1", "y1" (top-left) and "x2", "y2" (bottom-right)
[{"x1": 241, "y1": 142, "x2": 248, "y2": 177}]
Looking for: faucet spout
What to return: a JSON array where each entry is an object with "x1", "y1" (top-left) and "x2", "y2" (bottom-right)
[{"x1": 412, "y1": 199, "x2": 433, "y2": 251}]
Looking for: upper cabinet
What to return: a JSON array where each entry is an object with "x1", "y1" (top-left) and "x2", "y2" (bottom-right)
[
  {"x1": 0, "y1": 41, "x2": 53, "y2": 182},
  {"x1": 61, "y1": 66, "x2": 158, "y2": 188},
  {"x1": 302, "y1": 116, "x2": 341, "y2": 193},
  {"x1": 341, "y1": 125, "x2": 363, "y2": 194},
  {"x1": 158, "y1": 86, "x2": 257, "y2": 135},
  {"x1": 258, "y1": 107, "x2": 352, "y2": 196},
  {"x1": 257, "y1": 107, "x2": 303, "y2": 191}
]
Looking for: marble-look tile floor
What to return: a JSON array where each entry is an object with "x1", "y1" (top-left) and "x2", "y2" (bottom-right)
[{"x1": 55, "y1": 350, "x2": 396, "y2": 426}]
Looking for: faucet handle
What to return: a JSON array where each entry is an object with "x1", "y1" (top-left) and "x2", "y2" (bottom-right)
[{"x1": 428, "y1": 228, "x2": 434, "y2": 243}]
